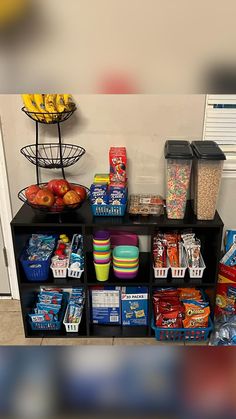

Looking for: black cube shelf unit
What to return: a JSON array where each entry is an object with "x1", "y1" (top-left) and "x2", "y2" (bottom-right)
[{"x1": 11, "y1": 201, "x2": 224, "y2": 339}]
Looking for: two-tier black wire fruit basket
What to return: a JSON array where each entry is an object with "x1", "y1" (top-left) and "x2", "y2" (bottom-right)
[{"x1": 18, "y1": 105, "x2": 89, "y2": 217}]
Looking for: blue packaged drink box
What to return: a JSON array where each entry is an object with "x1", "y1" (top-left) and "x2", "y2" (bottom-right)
[
  {"x1": 121, "y1": 287, "x2": 149, "y2": 326},
  {"x1": 91, "y1": 287, "x2": 121, "y2": 324}
]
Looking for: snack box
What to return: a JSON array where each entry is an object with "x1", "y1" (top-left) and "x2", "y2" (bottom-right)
[
  {"x1": 215, "y1": 262, "x2": 236, "y2": 317},
  {"x1": 128, "y1": 194, "x2": 164, "y2": 216},
  {"x1": 109, "y1": 147, "x2": 127, "y2": 183},
  {"x1": 121, "y1": 287, "x2": 148, "y2": 326},
  {"x1": 91, "y1": 287, "x2": 121, "y2": 325}
]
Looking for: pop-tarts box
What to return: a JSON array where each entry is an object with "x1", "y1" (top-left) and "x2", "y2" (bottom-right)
[
  {"x1": 91, "y1": 287, "x2": 121, "y2": 325},
  {"x1": 121, "y1": 287, "x2": 148, "y2": 326}
]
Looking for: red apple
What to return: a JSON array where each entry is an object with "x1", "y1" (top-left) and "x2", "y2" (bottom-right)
[
  {"x1": 71, "y1": 185, "x2": 87, "y2": 201},
  {"x1": 46, "y1": 179, "x2": 59, "y2": 194},
  {"x1": 35, "y1": 189, "x2": 55, "y2": 207},
  {"x1": 25, "y1": 185, "x2": 40, "y2": 203},
  {"x1": 53, "y1": 179, "x2": 70, "y2": 197},
  {"x1": 50, "y1": 196, "x2": 65, "y2": 212},
  {"x1": 63, "y1": 190, "x2": 82, "y2": 208}
]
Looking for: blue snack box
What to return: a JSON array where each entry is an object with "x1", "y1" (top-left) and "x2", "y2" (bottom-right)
[
  {"x1": 121, "y1": 287, "x2": 148, "y2": 326},
  {"x1": 91, "y1": 287, "x2": 121, "y2": 325}
]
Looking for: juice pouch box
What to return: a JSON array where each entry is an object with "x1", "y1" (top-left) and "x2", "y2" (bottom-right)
[
  {"x1": 109, "y1": 147, "x2": 127, "y2": 183},
  {"x1": 91, "y1": 287, "x2": 121, "y2": 324},
  {"x1": 215, "y1": 262, "x2": 236, "y2": 317},
  {"x1": 121, "y1": 287, "x2": 148, "y2": 326}
]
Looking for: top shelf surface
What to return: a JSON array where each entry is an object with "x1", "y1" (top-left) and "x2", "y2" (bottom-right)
[{"x1": 11, "y1": 201, "x2": 224, "y2": 228}]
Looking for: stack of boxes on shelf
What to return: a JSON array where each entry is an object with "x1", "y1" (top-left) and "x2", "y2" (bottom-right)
[{"x1": 90, "y1": 147, "x2": 128, "y2": 216}]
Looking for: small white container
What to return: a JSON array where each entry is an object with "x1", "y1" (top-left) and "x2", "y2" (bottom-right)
[
  {"x1": 153, "y1": 265, "x2": 169, "y2": 279},
  {"x1": 68, "y1": 267, "x2": 84, "y2": 279},
  {"x1": 188, "y1": 253, "x2": 206, "y2": 278},
  {"x1": 51, "y1": 260, "x2": 69, "y2": 278},
  {"x1": 63, "y1": 305, "x2": 82, "y2": 333}
]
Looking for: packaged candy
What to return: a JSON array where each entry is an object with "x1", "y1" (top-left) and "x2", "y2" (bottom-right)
[
  {"x1": 183, "y1": 301, "x2": 210, "y2": 328},
  {"x1": 109, "y1": 147, "x2": 127, "y2": 183}
]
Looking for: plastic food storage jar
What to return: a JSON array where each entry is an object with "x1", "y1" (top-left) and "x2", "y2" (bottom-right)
[
  {"x1": 191, "y1": 141, "x2": 226, "y2": 220},
  {"x1": 164, "y1": 140, "x2": 193, "y2": 219}
]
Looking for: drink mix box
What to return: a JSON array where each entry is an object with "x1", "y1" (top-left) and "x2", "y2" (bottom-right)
[
  {"x1": 91, "y1": 287, "x2": 121, "y2": 324},
  {"x1": 121, "y1": 287, "x2": 149, "y2": 326}
]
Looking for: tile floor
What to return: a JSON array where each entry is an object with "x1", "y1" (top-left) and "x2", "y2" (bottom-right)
[{"x1": 0, "y1": 300, "x2": 208, "y2": 345}]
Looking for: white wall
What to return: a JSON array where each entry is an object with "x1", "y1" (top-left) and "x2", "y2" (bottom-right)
[{"x1": 0, "y1": 94, "x2": 205, "y2": 216}]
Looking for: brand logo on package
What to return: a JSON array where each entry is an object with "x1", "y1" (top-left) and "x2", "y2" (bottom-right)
[{"x1": 122, "y1": 294, "x2": 148, "y2": 300}]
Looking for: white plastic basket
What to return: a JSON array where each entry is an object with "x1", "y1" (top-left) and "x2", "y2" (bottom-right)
[
  {"x1": 68, "y1": 267, "x2": 84, "y2": 279},
  {"x1": 188, "y1": 253, "x2": 206, "y2": 278},
  {"x1": 153, "y1": 265, "x2": 169, "y2": 278},
  {"x1": 50, "y1": 261, "x2": 69, "y2": 278},
  {"x1": 170, "y1": 245, "x2": 187, "y2": 278},
  {"x1": 63, "y1": 305, "x2": 82, "y2": 333}
]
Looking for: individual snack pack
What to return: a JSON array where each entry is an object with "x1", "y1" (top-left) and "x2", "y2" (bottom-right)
[
  {"x1": 128, "y1": 194, "x2": 164, "y2": 216},
  {"x1": 210, "y1": 314, "x2": 236, "y2": 346},
  {"x1": 153, "y1": 234, "x2": 167, "y2": 268},
  {"x1": 51, "y1": 235, "x2": 71, "y2": 269},
  {"x1": 26, "y1": 234, "x2": 56, "y2": 261},
  {"x1": 109, "y1": 147, "x2": 127, "y2": 183},
  {"x1": 69, "y1": 234, "x2": 84, "y2": 271},
  {"x1": 153, "y1": 288, "x2": 210, "y2": 329},
  {"x1": 182, "y1": 300, "x2": 210, "y2": 328},
  {"x1": 225, "y1": 230, "x2": 236, "y2": 253},
  {"x1": 153, "y1": 232, "x2": 186, "y2": 268},
  {"x1": 29, "y1": 290, "x2": 64, "y2": 323},
  {"x1": 108, "y1": 184, "x2": 127, "y2": 205},
  {"x1": 181, "y1": 233, "x2": 201, "y2": 268},
  {"x1": 221, "y1": 242, "x2": 236, "y2": 267},
  {"x1": 65, "y1": 288, "x2": 85, "y2": 324}
]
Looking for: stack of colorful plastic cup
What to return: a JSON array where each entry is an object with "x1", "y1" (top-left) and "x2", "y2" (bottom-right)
[{"x1": 93, "y1": 231, "x2": 111, "y2": 281}]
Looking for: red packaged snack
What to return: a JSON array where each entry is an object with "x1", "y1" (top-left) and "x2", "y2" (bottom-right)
[
  {"x1": 109, "y1": 147, "x2": 127, "y2": 183},
  {"x1": 164, "y1": 233, "x2": 179, "y2": 267},
  {"x1": 156, "y1": 310, "x2": 183, "y2": 328},
  {"x1": 153, "y1": 234, "x2": 167, "y2": 268}
]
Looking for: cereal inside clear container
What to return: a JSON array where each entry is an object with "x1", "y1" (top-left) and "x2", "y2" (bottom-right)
[
  {"x1": 191, "y1": 141, "x2": 226, "y2": 220},
  {"x1": 165, "y1": 141, "x2": 193, "y2": 220}
]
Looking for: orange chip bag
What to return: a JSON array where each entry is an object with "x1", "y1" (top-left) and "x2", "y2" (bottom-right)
[
  {"x1": 183, "y1": 301, "x2": 210, "y2": 328},
  {"x1": 178, "y1": 288, "x2": 202, "y2": 301}
]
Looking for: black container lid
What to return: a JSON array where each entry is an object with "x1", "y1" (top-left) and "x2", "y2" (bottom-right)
[
  {"x1": 191, "y1": 141, "x2": 226, "y2": 160},
  {"x1": 164, "y1": 140, "x2": 193, "y2": 160}
]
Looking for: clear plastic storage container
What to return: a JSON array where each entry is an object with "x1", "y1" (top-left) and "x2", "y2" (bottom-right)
[
  {"x1": 191, "y1": 141, "x2": 226, "y2": 220},
  {"x1": 165, "y1": 140, "x2": 193, "y2": 219}
]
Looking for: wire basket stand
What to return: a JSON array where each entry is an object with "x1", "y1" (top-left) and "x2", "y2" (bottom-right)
[{"x1": 19, "y1": 106, "x2": 87, "y2": 221}]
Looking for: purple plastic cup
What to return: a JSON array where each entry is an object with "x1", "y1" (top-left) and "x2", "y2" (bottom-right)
[
  {"x1": 94, "y1": 231, "x2": 110, "y2": 241},
  {"x1": 113, "y1": 269, "x2": 138, "y2": 279},
  {"x1": 94, "y1": 258, "x2": 111, "y2": 264}
]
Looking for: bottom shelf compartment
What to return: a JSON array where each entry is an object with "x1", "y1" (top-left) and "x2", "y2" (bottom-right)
[{"x1": 90, "y1": 324, "x2": 150, "y2": 338}]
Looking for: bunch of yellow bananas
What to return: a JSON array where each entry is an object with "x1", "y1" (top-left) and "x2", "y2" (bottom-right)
[
  {"x1": 21, "y1": 94, "x2": 76, "y2": 123},
  {"x1": 0, "y1": 0, "x2": 29, "y2": 28}
]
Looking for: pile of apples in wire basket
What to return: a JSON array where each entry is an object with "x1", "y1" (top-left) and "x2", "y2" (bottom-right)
[{"x1": 22, "y1": 179, "x2": 88, "y2": 213}]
